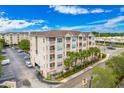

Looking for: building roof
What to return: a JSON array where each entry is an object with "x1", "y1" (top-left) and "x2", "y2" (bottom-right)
[
  {"x1": 5, "y1": 32, "x2": 30, "y2": 35},
  {"x1": 30, "y1": 30, "x2": 91, "y2": 37}
]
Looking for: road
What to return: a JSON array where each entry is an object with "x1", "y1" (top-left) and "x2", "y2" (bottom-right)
[
  {"x1": 5, "y1": 47, "x2": 56, "y2": 88},
  {"x1": 58, "y1": 47, "x2": 124, "y2": 88}
]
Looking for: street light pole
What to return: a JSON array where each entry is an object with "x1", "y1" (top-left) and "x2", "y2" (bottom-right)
[{"x1": 89, "y1": 76, "x2": 93, "y2": 88}]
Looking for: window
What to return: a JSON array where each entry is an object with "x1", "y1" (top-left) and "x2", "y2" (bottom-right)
[
  {"x1": 50, "y1": 46, "x2": 55, "y2": 50},
  {"x1": 57, "y1": 54, "x2": 62, "y2": 59},
  {"x1": 49, "y1": 37, "x2": 55, "y2": 41},
  {"x1": 83, "y1": 43, "x2": 86, "y2": 47},
  {"x1": 57, "y1": 38, "x2": 62, "y2": 42},
  {"x1": 66, "y1": 37, "x2": 70, "y2": 41},
  {"x1": 72, "y1": 37, "x2": 76, "y2": 42},
  {"x1": 79, "y1": 37, "x2": 82, "y2": 41},
  {"x1": 66, "y1": 44, "x2": 70, "y2": 48},
  {"x1": 50, "y1": 54, "x2": 55, "y2": 61},
  {"x1": 89, "y1": 42, "x2": 92, "y2": 45},
  {"x1": 57, "y1": 63, "x2": 62, "y2": 67},
  {"x1": 72, "y1": 44, "x2": 76, "y2": 49},
  {"x1": 79, "y1": 43, "x2": 82, "y2": 46},
  {"x1": 43, "y1": 38, "x2": 45, "y2": 43},
  {"x1": 84, "y1": 37, "x2": 86, "y2": 40},
  {"x1": 57, "y1": 46, "x2": 62, "y2": 51},
  {"x1": 89, "y1": 36, "x2": 92, "y2": 39},
  {"x1": 50, "y1": 63, "x2": 55, "y2": 67}
]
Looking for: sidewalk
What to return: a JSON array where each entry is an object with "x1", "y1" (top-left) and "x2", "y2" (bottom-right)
[{"x1": 55, "y1": 54, "x2": 109, "y2": 87}]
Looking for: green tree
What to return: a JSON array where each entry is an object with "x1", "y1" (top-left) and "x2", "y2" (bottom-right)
[
  {"x1": 64, "y1": 58, "x2": 72, "y2": 70},
  {"x1": 106, "y1": 55, "x2": 124, "y2": 80},
  {"x1": 19, "y1": 39, "x2": 30, "y2": 52},
  {"x1": 0, "y1": 39, "x2": 5, "y2": 77},
  {"x1": 92, "y1": 67, "x2": 117, "y2": 88},
  {"x1": 67, "y1": 51, "x2": 78, "y2": 66},
  {"x1": 0, "y1": 42, "x2": 3, "y2": 53},
  {"x1": 0, "y1": 39, "x2": 5, "y2": 46}
]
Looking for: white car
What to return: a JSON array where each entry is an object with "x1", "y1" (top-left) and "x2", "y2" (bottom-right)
[
  {"x1": 25, "y1": 61, "x2": 32, "y2": 68},
  {"x1": 1, "y1": 59, "x2": 10, "y2": 65},
  {"x1": 17, "y1": 50, "x2": 23, "y2": 53},
  {"x1": 24, "y1": 56, "x2": 30, "y2": 59}
]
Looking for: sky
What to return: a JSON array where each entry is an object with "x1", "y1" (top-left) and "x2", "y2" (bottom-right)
[{"x1": 0, "y1": 5, "x2": 124, "y2": 33}]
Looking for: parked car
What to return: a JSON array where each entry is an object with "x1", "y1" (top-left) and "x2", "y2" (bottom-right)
[
  {"x1": 24, "y1": 56, "x2": 30, "y2": 59},
  {"x1": 107, "y1": 46, "x2": 116, "y2": 50},
  {"x1": 1, "y1": 59, "x2": 10, "y2": 66},
  {"x1": 25, "y1": 61, "x2": 32, "y2": 68},
  {"x1": 2, "y1": 50, "x2": 6, "y2": 53},
  {"x1": 17, "y1": 49, "x2": 23, "y2": 53}
]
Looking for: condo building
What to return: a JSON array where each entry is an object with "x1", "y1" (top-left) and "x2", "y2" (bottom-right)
[
  {"x1": 30, "y1": 30, "x2": 95, "y2": 78},
  {"x1": 0, "y1": 32, "x2": 30, "y2": 45}
]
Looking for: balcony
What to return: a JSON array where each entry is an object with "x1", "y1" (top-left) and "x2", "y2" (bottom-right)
[
  {"x1": 50, "y1": 49, "x2": 55, "y2": 53},
  {"x1": 50, "y1": 67, "x2": 55, "y2": 70},
  {"x1": 66, "y1": 40, "x2": 71, "y2": 43},
  {"x1": 50, "y1": 58, "x2": 55, "y2": 62},
  {"x1": 50, "y1": 63, "x2": 55, "y2": 70},
  {"x1": 66, "y1": 47, "x2": 70, "y2": 51},
  {"x1": 49, "y1": 41, "x2": 55, "y2": 45},
  {"x1": 79, "y1": 46, "x2": 82, "y2": 49}
]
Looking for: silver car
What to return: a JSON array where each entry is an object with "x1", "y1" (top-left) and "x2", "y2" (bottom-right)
[
  {"x1": 1, "y1": 59, "x2": 10, "y2": 66},
  {"x1": 25, "y1": 61, "x2": 32, "y2": 68}
]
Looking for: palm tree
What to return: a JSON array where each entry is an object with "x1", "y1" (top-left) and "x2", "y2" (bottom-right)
[
  {"x1": 93, "y1": 47, "x2": 101, "y2": 60},
  {"x1": 67, "y1": 51, "x2": 79, "y2": 67},
  {"x1": 73, "y1": 52, "x2": 79, "y2": 66},
  {"x1": 64, "y1": 58, "x2": 72, "y2": 71},
  {"x1": 78, "y1": 50, "x2": 86, "y2": 66},
  {"x1": 89, "y1": 47, "x2": 94, "y2": 61}
]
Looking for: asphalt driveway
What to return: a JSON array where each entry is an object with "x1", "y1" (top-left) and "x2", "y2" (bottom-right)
[{"x1": 5, "y1": 47, "x2": 55, "y2": 88}]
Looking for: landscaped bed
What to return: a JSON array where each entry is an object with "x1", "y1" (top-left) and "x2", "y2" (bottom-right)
[{"x1": 45, "y1": 47, "x2": 106, "y2": 82}]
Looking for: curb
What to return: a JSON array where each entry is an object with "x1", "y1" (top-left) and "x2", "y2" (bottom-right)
[{"x1": 42, "y1": 79, "x2": 63, "y2": 84}]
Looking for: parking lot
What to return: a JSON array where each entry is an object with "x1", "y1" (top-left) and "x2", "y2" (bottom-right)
[{"x1": 1, "y1": 47, "x2": 56, "y2": 88}]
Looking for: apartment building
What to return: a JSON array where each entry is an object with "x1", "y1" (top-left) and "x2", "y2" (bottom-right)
[
  {"x1": 30, "y1": 30, "x2": 95, "y2": 78},
  {"x1": 1, "y1": 32, "x2": 30, "y2": 45}
]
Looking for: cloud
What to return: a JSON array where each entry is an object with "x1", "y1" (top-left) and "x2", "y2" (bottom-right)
[
  {"x1": 42, "y1": 25, "x2": 49, "y2": 31},
  {"x1": 104, "y1": 16, "x2": 124, "y2": 28},
  {"x1": 0, "y1": 11, "x2": 5, "y2": 15},
  {"x1": 58, "y1": 16, "x2": 124, "y2": 32},
  {"x1": 0, "y1": 17, "x2": 45, "y2": 31},
  {"x1": 91, "y1": 8, "x2": 104, "y2": 13},
  {"x1": 120, "y1": 7, "x2": 124, "y2": 12},
  {"x1": 49, "y1": 5, "x2": 111, "y2": 15},
  {"x1": 49, "y1": 5, "x2": 89, "y2": 15},
  {"x1": 89, "y1": 19, "x2": 107, "y2": 24}
]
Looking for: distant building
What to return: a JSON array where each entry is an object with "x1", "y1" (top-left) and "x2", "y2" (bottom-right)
[
  {"x1": 96, "y1": 36, "x2": 124, "y2": 44},
  {"x1": 0, "y1": 32, "x2": 30, "y2": 46}
]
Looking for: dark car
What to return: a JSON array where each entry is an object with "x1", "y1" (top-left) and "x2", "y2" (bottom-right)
[{"x1": 107, "y1": 46, "x2": 116, "y2": 50}]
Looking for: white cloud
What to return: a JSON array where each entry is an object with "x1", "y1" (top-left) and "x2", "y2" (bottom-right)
[
  {"x1": 59, "y1": 25, "x2": 91, "y2": 30},
  {"x1": 91, "y1": 8, "x2": 104, "y2": 13},
  {"x1": 49, "y1": 5, "x2": 111, "y2": 15},
  {"x1": 104, "y1": 16, "x2": 124, "y2": 28},
  {"x1": 50, "y1": 5, "x2": 89, "y2": 15},
  {"x1": 42, "y1": 25, "x2": 49, "y2": 31},
  {"x1": 58, "y1": 16, "x2": 124, "y2": 32},
  {"x1": 120, "y1": 7, "x2": 124, "y2": 12},
  {"x1": 0, "y1": 11, "x2": 5, "y2": 15},
  {"x1": 89, "y1": 19, "x2": 107, "y2": 24},
  {"x1": 0, "y1": 17, "x2": 45, "y2": 31}
]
